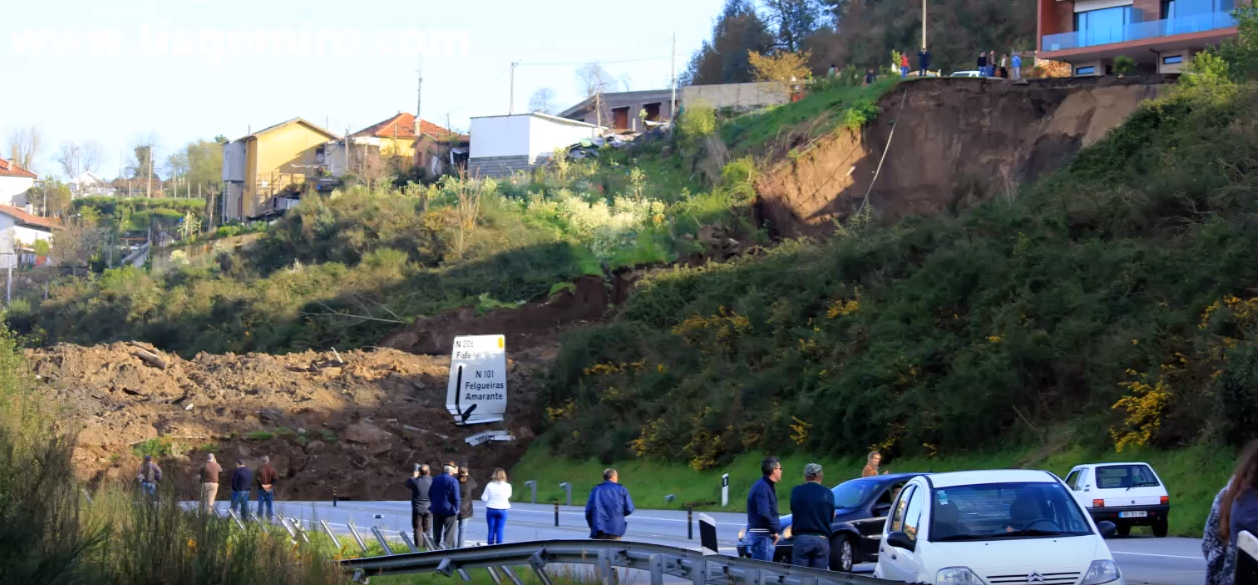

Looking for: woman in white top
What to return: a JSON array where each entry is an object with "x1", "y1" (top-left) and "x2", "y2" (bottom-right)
[{"x1": 481, "y1": 468, "x2": 513, "y2": 545}]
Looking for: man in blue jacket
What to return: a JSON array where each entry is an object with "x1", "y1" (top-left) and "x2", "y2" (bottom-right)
[
  {"x1": 586, "y1": 469, "x2": 635, "y2": 540},
  {"x1": 746, "y1": 457, "x2": 783, "y2": 562},
  {"x1": 429, "y1": 464, "x2": 462, "y2": 548}
]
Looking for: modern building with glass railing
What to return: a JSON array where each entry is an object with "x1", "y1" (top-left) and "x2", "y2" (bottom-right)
[{"x1": 1037, "y1": 0, "x2": 1239, "y2": 75}]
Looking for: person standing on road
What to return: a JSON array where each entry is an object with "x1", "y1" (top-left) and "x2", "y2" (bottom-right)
[
  {"x1": 747, "y1": 457, "x2": 783, "y2": 562},
  {"x1": 406, "y1": 464, "x2": 434, "y2": 547},
  {"x1": 976, "y1": 53, "x2": 988, "y2": 77},
  {"x1": 482, "y1": 468, "x2": 512, "y2": 545},
  {"x1": 586, "y1": 468, "x2": 635, "y2": 540},
  {"x1": 200, "y1": 453, "x2": 221, "y2": 515},
  {"x1": 918, "y1": 47, "x2": 931, "y2": 77},
  {"x1": 229, "y1": 459, "x2": 253, "y2": 520},
  {"x1": 430, "y1": 464, "x2": 462, "y2": 549},
  {"x1": 1000, "y1": 53, "x2": 1009, "y2": 78},
  {"x1": 1205, "y1": 479, "x2": 1232, "y2": 585},
  {"x1": 1012, "y1": 52, "x2": 1023, "y2": 80},
  {"x1": 255, "y1": 455, "x2": 277, "y2": 521},
  {"x1": 989, "y1": 51, "x2": 997, "y2": 76},
  {"x1": 456, "y1": 464, "x2": 477, "y2": 548},
  {"x1": 862, "y1": 451, "x2": 887, "y2": 477},
  {"x1": 790, "y1": 463, "x2": 835, "y2": 569},
  {"x1": 137, "y1": 454, "x2": 162, "y2": 501}
]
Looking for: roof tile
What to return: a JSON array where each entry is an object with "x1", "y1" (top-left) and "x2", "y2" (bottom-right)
[{"x1": 0, "y1": 158, "x2": 36, "y2": 179}]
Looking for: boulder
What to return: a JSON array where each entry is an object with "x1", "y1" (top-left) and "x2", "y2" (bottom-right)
[{"x1": 345, "y1": 422, "x2": 395, "y2": 445}]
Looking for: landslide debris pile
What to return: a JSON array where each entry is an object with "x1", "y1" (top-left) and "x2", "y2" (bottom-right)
[{"x1": 34, "y1": 343, "x2": 539, "y2": 500}]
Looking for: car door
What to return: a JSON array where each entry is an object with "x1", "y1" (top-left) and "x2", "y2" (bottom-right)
[
  {"x1": 1065, "y1": 466, "x2": 1092, "y2": 509},
  {"x1": 854, "y1": 481, "x2": 906, "y2": 559},
  {"x1": 879, "y1": 481, "x2": 926, "y2": 582}
]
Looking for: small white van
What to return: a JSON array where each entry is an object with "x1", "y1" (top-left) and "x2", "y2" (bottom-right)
[
  {"x1": 874, "y1": 469, "x2": 1123, "y2": 585},
  {"x1": 1063, "y1": 462, "x2": 1170, "y2": 537}
]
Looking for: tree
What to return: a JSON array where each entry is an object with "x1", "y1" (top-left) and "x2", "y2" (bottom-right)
[
  {"x1": 7, "y1": 127, "x2": 43, "y2": 172},
  {"x1": 57, "y1": 141, "x2": 84, "y2": 184},
  {"x1": 683, "y1": 0, "x2": 775, "y2": 85},
  {"x1": 576, "y1": 63, "x2": 617, "y2": 128},
  {"x1": 34, "y1": 179, "x2": 72, "y2": 217},
  {"x1": 749, "y1": 49, "x2": 814, "y2": 86},
  {"x1": 762, "y1": 0, "x2": 823, "y2": 51},
  {"x1": 528, "y1": 88, "x2": 558, "y2": 114}
]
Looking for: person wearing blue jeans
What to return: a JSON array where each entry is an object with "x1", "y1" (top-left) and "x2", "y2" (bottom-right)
[
  {"x1": 482, "y1": 468, "x2": 513, "y2": 544},
  {"x1": 790, "y1": 463, "x2": 835, "y2": 569},
  {"x1": 229, "y1": 459, "x2": 253, "y2": 521},
  {"x1": 746, "y1": 457, "x2": 783, "y2": 562},
  {"x1": 255, "y1": 456, "x2": 277, "y2": 521}
]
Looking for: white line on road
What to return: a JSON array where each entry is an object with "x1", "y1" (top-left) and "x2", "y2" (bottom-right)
[{"x1": 1111, "y1": 551, "x2": 1203, "y2": 561}]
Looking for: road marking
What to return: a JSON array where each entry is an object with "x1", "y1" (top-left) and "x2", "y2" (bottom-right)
[
  {"x1": 290, "y1": 502, "x2": 747, "y2": 528},
  {"x1": 1112, "y1": 551, "x2": 1204, "y2": 561}
]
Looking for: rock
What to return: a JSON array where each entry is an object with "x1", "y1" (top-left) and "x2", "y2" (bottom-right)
[
  {"x1": 259, "y1": 409, "x2": 282, "y2": 424},
  {"x1": 304, "y1": 440, "x2": 326, "y2": 454},
  {"x1": 368, "y1": 442, "x2": 394, "y2": 456},
  {"x1": 243, "y1": 415, "x2": 260, "y2": 426},
  {"x1": 411, "y1": 379, "x2": 427, "y2": 390},
  {"x1": 345, "y1": 422, "x2": 395, "y2": 445}
]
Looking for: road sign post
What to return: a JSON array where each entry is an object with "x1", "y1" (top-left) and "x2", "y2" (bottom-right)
[
  {"x1": 721, "y1": 474, "x2": 729, "y2": 508},
  {"x1": 525, "y1": 480, "x2": 537, "y2": 504},
  {"x1": 559, "y1": 482, "x2": 572, "y2": 507}
]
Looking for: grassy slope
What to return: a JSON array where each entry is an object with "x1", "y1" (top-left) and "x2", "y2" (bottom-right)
[{"x1": 511, "y1": 443, "x2": 1230, "y2": 538}]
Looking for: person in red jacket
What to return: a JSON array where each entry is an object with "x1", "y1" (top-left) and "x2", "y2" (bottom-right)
[{"x1": 900, "y1": 52, "x2": 910, "y2": 78}]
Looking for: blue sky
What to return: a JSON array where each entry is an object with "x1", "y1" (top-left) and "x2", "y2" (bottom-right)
[{"x1": 2, "y1": 0, "x2": 723, "y2": 179}]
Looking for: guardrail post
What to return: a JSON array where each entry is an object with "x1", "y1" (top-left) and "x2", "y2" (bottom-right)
[
  {"x1": 597, "y1": 548, "x2": 615, "y2": 585},
  {"x1": 649, "y1": 554, "x2": 665, "y2": 585},
  {"x1": 524, "y1": 480, "x2": 537, "y2": 504},
  {"x1": 486, "y1": 566, "x2": 503, "y2": 585},
  {"x1": 500, "y1": 566, "x2": 526, "y2": 585},
  {"x1": 276, "y1": 514, "x2": 297, "y2": 538},
  {"x1": 559, "y1": 482, "x2": 572, "y2": 507},
  {"x1": 81, "y1": 489, "x2": 93, "y2": 506},
  {"x1": 370, "y1": 526, "x2": 395, "y2": 555},
  {"x1": 228, "y1": 509, "x2": 247, "y2": 531},
  {"x1": 687, "y1": 505, "x2": 693, "y2": 540},
  {"x1": 690, "y1": 557, "x2": 708, "y2": 585},
  {"x1": 422, "y1": 531, "x2": 440, "y2": 551},
  {"x1": 528, "y1": 550, "x2": 555, "y2": 585},
  {"x1": 398, "y1": 530, "x2": 419, "y2": 553},
  {"x1": 347, "y1": 521, "x2": 369, "y2": 553},
  {"x1": 320, "y1": 519, "x2": 342, "y2": 549}
]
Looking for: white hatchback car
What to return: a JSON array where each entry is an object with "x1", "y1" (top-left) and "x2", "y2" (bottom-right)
[
  {"x1": 874, "y1": 469, "x2": 1123, "y2": 585},
  {"x1": 1064, "y1": 462, "x2": 1170, "y2": 537}
]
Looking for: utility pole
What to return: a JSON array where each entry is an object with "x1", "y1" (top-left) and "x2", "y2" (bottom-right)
[
  {"x1": 922, "y1": 0, "x2": 927, "y2": 49},
  {"x1": 146, "y1": 145, "x2": 153, "y2": 198},
  {"x1": 509, "y1": 62, "x2": 518, "y2": 114},
  {"x1": 670, "y1": 31, "x2": 678, "y2": 121},
  {"x1": 416, "y1": 60, "x2": 424, "y2": 136}
]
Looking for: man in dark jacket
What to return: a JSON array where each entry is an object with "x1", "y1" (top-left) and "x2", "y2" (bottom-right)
[
  {"x1": 406, "y1": 464, "x2": 434, "y2": 547},
  {"x1": 457, "y1": 464, "x2": 477, "y2": 548},
  {"x1": 918, "y1": 47, "x2": 931, "y2": 77},
  {"x1": 255, "y1": 455, "x2": 278, "y2": 521},
  {"x1": 429, "y1": 464, "x2": 462, "y2": 548},
  {"x1": 790, "y1": 463, "x2": 835, "y2": 568},
  {"x1": 136, "y1": 454, "x2": 162, "y2": 501},
  {"x1": 585, "y1": 469, "x2": 635, "y2": 540},
  {"x1": 746, "y1": 456, "x2": 783, "y2": 562},
  {"x1": 229, "y1": 459, "x2": 254, "y2": 521}
]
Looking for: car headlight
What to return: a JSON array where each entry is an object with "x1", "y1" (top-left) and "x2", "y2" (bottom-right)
[
  {"x1": 782, "y1": 526, "x2": 792, "y2": 539},
  {"x1": 1080, "y1": 560, "x2": 1121, "y2": 585},
  {"x1": 936, "y1": 567, "x2": 985, "y2": 584}
]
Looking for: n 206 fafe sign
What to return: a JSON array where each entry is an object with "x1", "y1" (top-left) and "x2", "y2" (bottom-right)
[{"x1": 445, "y1": 335, "x2": 507, "y2": 425}]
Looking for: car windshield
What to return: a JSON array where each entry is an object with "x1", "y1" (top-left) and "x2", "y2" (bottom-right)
[
  {"x1": 929, "y1": 481, "x2": 1094, "y2": 542},
  {"x1": 831, "y1": 479, "x2": 880, "y2": 508},
  {"x1": 1096, "y1": 464, "x2": 1161, "y2": 489}
]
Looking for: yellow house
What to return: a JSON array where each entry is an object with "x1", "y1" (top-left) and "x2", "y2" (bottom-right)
[{"x1": 221, "y1": 118, "x2": 339, "y2": 221}]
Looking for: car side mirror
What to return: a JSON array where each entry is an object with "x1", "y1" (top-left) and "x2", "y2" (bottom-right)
[
  {"x1": 873, "y1": 503, "x2": 892, "y2": 517},
  {"x1": 886, "y1": 531, "x2": 916, "y2": 552},
  {"x1": 1097, "y1": 521, "x2": 1117, "y2": 538}
]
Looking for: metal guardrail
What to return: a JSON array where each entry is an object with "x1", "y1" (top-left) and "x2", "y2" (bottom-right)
[{"x1": 337, "y1": 539, "x2": 893, "y2": 585}]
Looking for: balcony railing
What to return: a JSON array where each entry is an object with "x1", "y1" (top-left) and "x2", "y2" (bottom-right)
[{"x1": 1042, "y1": 10, "x2": 1237, "y2": 51}]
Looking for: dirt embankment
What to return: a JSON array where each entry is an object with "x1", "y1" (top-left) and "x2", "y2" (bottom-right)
[
  {"x1": 755, "y1": 75, "x2": 1169, "y2": 238},
  {"x1": 37, "y1": 343, "x2": 540, "y2": 500}
]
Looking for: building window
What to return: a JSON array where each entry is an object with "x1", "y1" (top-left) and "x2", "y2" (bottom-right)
[
  {"x1": 1075, "y1": 5, "x2": 1133, "y2": 45},
  {"x1": 1162, "y1": 55, "x2": 1184, "y2": 64},
  {"x1": 1076, "y1": 65, "x2": 1097, "y2": 75}
]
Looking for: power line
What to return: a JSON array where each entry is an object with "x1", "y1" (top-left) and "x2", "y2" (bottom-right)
[{"x1": 515, "y1": 55, "x2": 673, "y2": 67}]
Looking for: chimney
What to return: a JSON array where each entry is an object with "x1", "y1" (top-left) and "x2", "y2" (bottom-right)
[{"x1": 24, "y1": 203, "x2": 33, "y2": 216}]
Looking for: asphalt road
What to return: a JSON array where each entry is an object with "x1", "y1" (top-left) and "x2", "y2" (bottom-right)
[{"x1": 215, "y1": 500, "x2": 1205, "y2": 585}]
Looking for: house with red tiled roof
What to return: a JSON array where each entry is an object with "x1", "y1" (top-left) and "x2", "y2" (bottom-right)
[
  {"x1": 0, "y1": 204, "x2": 61, "y2": 267},
  {"x1": 0, "y1": 158, "x2": 37, "y2": 208},
  {"x1": 327, "y1": 113, "x2": 466, "y2": 180}
]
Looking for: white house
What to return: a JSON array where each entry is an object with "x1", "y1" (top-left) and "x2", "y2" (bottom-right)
[
  {"x1": 68, "y1": 171, "x2": 110, "y2": 196},
  {"x1": 468, "y1": 113, "x2": 601, "y2": 178},
  {"x1": 0, "y1": 158, "x2": 37, "y2": 207},
  {"x1": 0, "y1": 205, "x2": 60, "y2": 267}
]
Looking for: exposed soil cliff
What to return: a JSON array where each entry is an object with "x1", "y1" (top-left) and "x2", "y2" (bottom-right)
[{"x1": 755, "y1": 75, "x2": 1170, "y2": 238}]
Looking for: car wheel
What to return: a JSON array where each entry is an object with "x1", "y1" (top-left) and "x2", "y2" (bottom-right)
[
  {"x1": 829, "y1": 535, "x2": 855, "y2": 572},
  {"x1": 1116, "y1": 523, "x2": 1131, "y2": 537},
  {"x1": 1153, "y1": 518, "x2": 1169, "y2": 538}
]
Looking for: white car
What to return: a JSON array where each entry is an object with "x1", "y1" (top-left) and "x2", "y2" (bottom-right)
[
  {"x1": 1064, "y1": 462, "x2": 1170, "y2": 537},
  {"x1": 874, "y1": 469, "x2": 1123, "y2": 585}
]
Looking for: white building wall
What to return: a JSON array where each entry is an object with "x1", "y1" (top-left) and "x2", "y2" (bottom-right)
[
  {"x1": 14, "y1": 225, "x2": 53, "y2": 248},
  {"x1": 527, "y1": 117, "x2": 598, "y2": 162},
  {"x1": 469, "y1": 116, "x2": 533, "y2": 159},
  {"x1": 0, "y1": 177, "x2": 35, "y2": 207},
  {"x1": 222, "y1": 141, "x2": 247, "y2": 182}
]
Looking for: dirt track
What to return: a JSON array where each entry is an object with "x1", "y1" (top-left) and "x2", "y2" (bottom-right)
[{"x1": 34, "y1": 342, "x2": 540, "y2": 500}]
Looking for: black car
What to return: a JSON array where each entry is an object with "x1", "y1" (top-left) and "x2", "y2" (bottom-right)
[{"x1": 735, "y1": 473, "x2": 923, "y2": 571}]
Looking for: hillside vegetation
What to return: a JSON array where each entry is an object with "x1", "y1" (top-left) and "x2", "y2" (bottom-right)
[{"x1": 538, "y1": 10, "x2": 1258, "y2": 469}]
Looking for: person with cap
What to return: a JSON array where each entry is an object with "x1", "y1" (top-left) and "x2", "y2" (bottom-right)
[
  {"x1": 790, "y1": 463, "x2": 836, "y2": 568},
  {"x1": 430, "y1": 464, "x2": 462, "y2": 548},
  {"x1": 255, "y1": 455, "x2": 277, "y2": 521},
  {"x1": 586, "y1": 468, "x2": 635, "y2": 541},
  {"x1": 746, "y1": 456, "x2": 783, "y2": 562},
  {"x1": 230, "y1": 459, "x2": 254, "y2": 520},
  {"x1": 136, "y1": 454, "x2": 162, "y2": 501},
  {"x1": 200, "y1": 453, "x2": 222, "y2": 515},
  {"x1": 406, "y1": 464, "x2": 434, "y2": 547}
]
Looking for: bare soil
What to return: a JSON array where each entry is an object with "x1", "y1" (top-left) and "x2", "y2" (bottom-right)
[
  {"x1": 755, "y1": 75, "x2": 1169, "y2": 238},
  {"x1": 35, "y1": 342, "x2": 542, "y2": 501}
]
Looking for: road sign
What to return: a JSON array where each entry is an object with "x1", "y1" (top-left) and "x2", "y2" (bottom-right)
[
  {"x1": 446, "y1": 335, "x2": 507, "y2": 425},
  {"x1": 464, "y1": 430, "x2": 515, "y2": 446}
]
